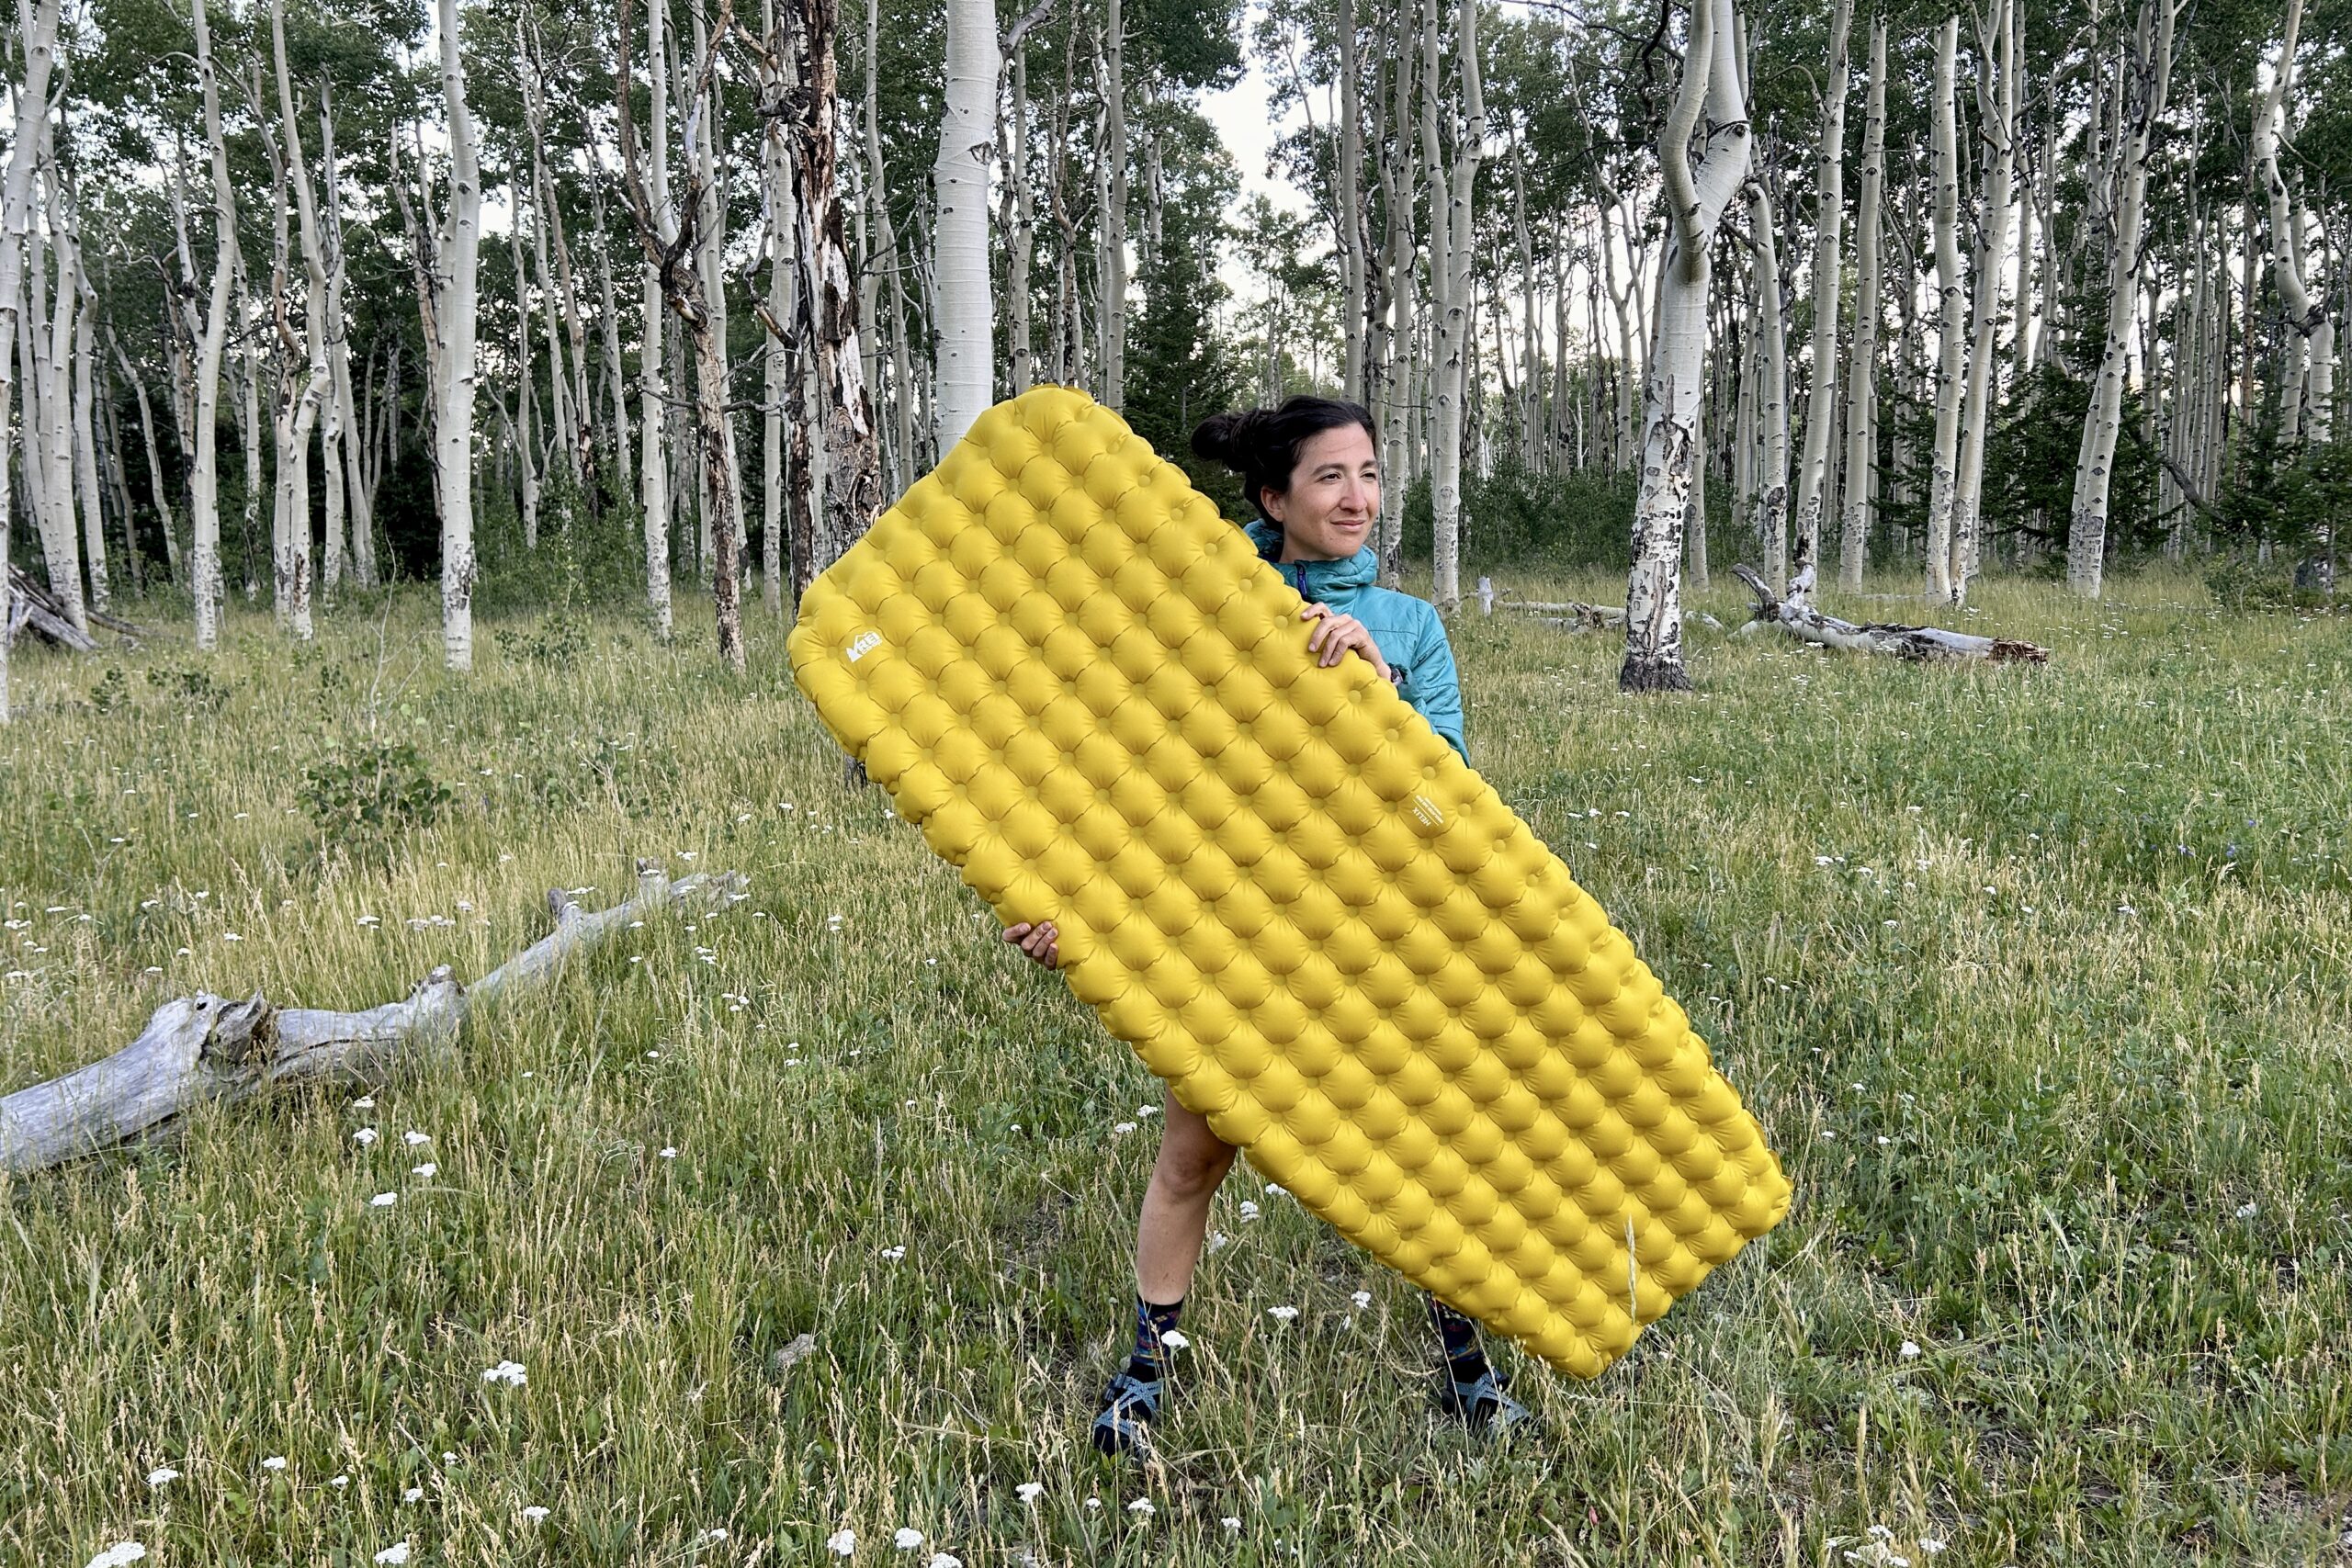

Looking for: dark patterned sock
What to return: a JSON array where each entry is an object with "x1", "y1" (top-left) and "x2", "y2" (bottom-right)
[
  {"x1": 1125, "y1": 1295, "x2": 1184, "y2": 1382},
  {"x1": 1425, "y1": 1295, "x2": 1492, "y2": 1386}
]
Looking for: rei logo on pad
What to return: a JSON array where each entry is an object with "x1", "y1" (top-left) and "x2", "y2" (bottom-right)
[{"x1": 844, "y1": 630, "x2": 883, "y2": 663}]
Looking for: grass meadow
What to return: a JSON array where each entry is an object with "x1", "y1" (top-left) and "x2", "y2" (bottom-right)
[{"x1": 1, "y1": 569, "x2": 2347, "y2": 1566}]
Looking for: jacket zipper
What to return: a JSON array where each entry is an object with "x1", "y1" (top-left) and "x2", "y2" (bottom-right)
[{"x1": 1294, "y1": 563, "x2": 1307, "y2": 597}]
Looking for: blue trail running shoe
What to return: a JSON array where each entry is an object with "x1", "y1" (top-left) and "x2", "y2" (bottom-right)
[
  {"x1": 1432, "y1": 1365, "x2": 1536, "y2": 1442},
  {"x1": 1089, "y1": 1369, "x2": 1165, "y2": 1459}
]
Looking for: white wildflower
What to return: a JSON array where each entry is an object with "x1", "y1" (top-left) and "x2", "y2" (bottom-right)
[
  {"x1": 1351, "y1": 1291, "x2": 1372, "y2": 1310},
  {"x1": 926, "y1": 1557, "x2": 961, "y2": 1568},
  {"x1": 1221, "y1": 1517, "x2": 1242, "y2": 1531},
  {"x1": 1266, "y1": 1305, "x2": 1299, "y2": 1322},
  {"x1": 2235, "y1": 1201, "x2": 2258, "y2": 1220},
  {"x1": 1015, "y1": 1482, "x2": 1045, "y2": 1504},
  {"x1": 262, "y1": 1456, "x2": 288, "y2": 1472},
  {"x1": 370, "y1": 1192, "x2": 398, "y2": 1208},
  {"x1": 482, "y1": 1360, "x2": 528, "y2": 1387},
  {"x1": 412, "y1": 1163, "x2": 437, "y2": 1179},
  {"x1": 827, "y1": 1529, "x2": 857, "y2": 1556},
  {"x1": 894, "y1": 1528, "x2": 924, "y2": 1551},
  {"x1": 1113, "y1": 1122, "x2": 1136, "y2": 1134},
  {"x1": 523, "y1": 1506, "x2": 550, "y2": 1523},
  {"x1": 353, "y1": 1128, "x2": 379, "y2": 1146},
  {"x1": 85, "y1": 1545, "x2": 146, "y2": 1568},
  {"x1": 353, "y1": 1096, "x2": 375, "y2": 1110},
  {"x1": 373, "y1": 1546, "x2": 411, "y2": 1566},
  {"x1": 1126, "y1": 1498, "x2": 1155, "y2": 1516},
  {"x1": 1898, "y1": 1340, "x2": 1921, "y2": 1359},
  {"x1": 878, "y1": 1246, "x2": 906, "y2": 1261},
  {"x1": 403, "y1": 1131, "x2": 430, "y2": 1147},
  {"x1": 146, "y1": 1467, "x2": 180, "y2": 1487},
  {"x1": 1157, "y1": 1329, "x2": 1189, "y2": 1350},
  {"x1": 402, "y1": 1487, "x2": 424, "y2": 1503},
  {"x1": 660, "y1": 1147, "x2": 680, "y2": 1160}
]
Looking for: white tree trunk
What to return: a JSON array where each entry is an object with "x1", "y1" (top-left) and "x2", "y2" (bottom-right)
[
  {"x1": 2256, "y1": 0, "x2": 2335, "y2": 590},
  {"x1": 433, "y1": 0, "x2": 483, "y2": 669},
  {"x1": 2066, "y1": 0, "x2": 2172, "y2": 598},
  {"x1": 932, "y1": 0, "x2": 998, "y2": 447},
  {"x1": 272, "y1": 0, "x2": 329, "y2": 639},
  {"x1": 1338, "y1": 0, "x2": 1366, "y2": 402},
  {"x1": 1374, "y1": 8, "x2": 1417, "y2": 588},
  {"x1": 1424, "y1": 0, "x2": 1482, "y2": 615},
  {"x1": 1623, "y1": 0, "x2": 1748, "y2": 693},
  {"x1": 1005, "y1": 18, "x2": 1037, "y2": 395},
  {"x1": 29, "y1": 174, "x2": 84, "y2": 630},
  {"x1": 1787, "y1": 0, "x2": 1850, "y2": 606},
  {"x1": 0, "y1": 0, "x2": 63, "y2": 721},
  {"x1": 1923, "y1": 16, "x2": 1966, "y2": 604},
  {"x1": 1838, "y1": 18, "x2": 1885, "y2": 592},
  {"x1": 69, "y1": 229, "x2": 110, "y2": 614},
  {"x1": 1949, "y1": 0, "x2": 2018, "y2": 603},
  {"x1": 319, "y1": 92, "x2": 372, "y2": 591},
  {"x1": 1099, "y1": 0, "x2": 1127, "y2": 411},
  {"x1": 181, "y1": 0, "x2": 233, "y2": 649},
  {"x1": 762, "y1": 0, "x2": 792, "y2": 615},
  {"x1": 636, "y1": 0, "x2": 673, "y2": 641},
  {"x1": 1747, "y1": 179, "x2": 1788, "y2": 595}
]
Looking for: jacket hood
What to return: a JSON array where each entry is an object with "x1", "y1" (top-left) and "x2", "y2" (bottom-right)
[{"x1": 1242, "y1": 518, "x2": 1381, "y2": 598}]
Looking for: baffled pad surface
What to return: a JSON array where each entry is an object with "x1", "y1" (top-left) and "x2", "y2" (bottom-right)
[{"x1": 789, "y1": 387, "x2": 1789, "y2": 1375}]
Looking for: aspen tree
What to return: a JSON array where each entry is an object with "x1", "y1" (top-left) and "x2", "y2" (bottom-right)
[
  {"x1": 1923, "y1": 15, "x2": 1965, "y2": 603},
  {"x1": 1622, "y1": 0, "x2": 1748, "y2": 694},
  {"x1": 932, "y1": 0, "x2": 997, "y2": 446},
  {"x1": 1423, "y1": 0, "x2": 1481, "y2": 614},
  {"x1": 1949, "y1": 0, "x2": 2018, "y2": 602},
  {"x1": 1747, "y1": 172, "x2": 1788, "y2": 594},
  {"x1": 1788, "y1": 0, "x2": 1850, "y2": 605},
  {"x1": 187, "y1": 0, "x2": 236, "y2": 650},
  {"x1": 0, "y1": 0, "x2": 62, "y2": 718},
  {"x1": 634, "y1": 0, "x2": 674, "y2": 641},
  {"x1": 2256, "y1": 0, "x2": 2335, "y2": 589},
  {"x1": 2065, "y1": 0, "x2": 2171, "y2": 598},
  {"x1": 1838, "y1": 17, "x2": 1884, "y2": 591},
  {"x1": 430, "y1": 0, "x2": 484, "y2": 669}
]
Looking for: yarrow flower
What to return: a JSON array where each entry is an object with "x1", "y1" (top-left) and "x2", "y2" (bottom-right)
[
  {"x1": 482, "y1": 1360, "x2": 528, "y2": 1387},
  {"x1": 261, "y1": 1457, "x2": 288, "y2": 1472},
  {"x1": 373, "y1": 1546, "x2": 411, "y2": 1566},
  {"x1": 353, "y1": 1128, "x2": 379, "y2": 1145},
  {"x1": 145, "y1": 1467, "x2": 180, "y2": 1487},
  {"x1": 523, "y1": 1506, "x2": 549, "y2": 1523},
  {"x1": 1266, "y1": 1305, "x2": 1299, "y2": 1323},
  {"x1": 894, "y1": 1528, "x2": 925, "y2": 1550},
  {"x1": 1126, "y1": 1498, "x2": 1155, "y2": 1516},
  {"x1": 370, "y1": 1192, "x2": 398, "y2": 1208},
  {"x1": 1015, "y1": 1482, "x2": 1045, "y2": 1504},
  {"x1": 86, "y1": 1543, "x2": 146, "y2": 1568},
  {"x1": 826, "y1": 1528, "x2": 857, "y2": 1556}
]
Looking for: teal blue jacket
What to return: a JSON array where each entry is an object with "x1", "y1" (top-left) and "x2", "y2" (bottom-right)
[{"x1": 1243, "y1": 519, "x2": 1467, "y2": 763}]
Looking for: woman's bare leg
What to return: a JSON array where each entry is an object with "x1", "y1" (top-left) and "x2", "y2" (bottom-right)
[{"x1": 1134, "y1": 1085, "x2": 1238, "y2": 1303}]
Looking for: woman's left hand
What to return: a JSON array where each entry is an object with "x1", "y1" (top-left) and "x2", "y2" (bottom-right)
[{"x1": 1299, "y1": 604, "x2": 1392, "y2": 681}]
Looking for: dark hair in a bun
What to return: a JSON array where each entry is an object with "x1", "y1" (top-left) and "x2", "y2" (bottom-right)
[{"x1": 1190, "y1": 397, "x2": 1377, "y2": 522}]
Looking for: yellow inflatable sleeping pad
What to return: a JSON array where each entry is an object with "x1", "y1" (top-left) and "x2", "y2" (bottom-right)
[{"x1": 789, "y1": 387, "x2": 1789, "y2": 1376}]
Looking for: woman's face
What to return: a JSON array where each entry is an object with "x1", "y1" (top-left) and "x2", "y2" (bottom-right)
[{"x1": 1261, "y1": 423, "x2": 1380, "y2": 562}]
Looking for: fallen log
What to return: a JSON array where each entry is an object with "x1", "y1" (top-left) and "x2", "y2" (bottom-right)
[
  {"x1": 1730, "y1": 564, "x2": 2048, "y2": 664},
  {"x1": 0, "y1": 863, "x2": 748, "y2": 1178},
  {"x1": 6, "y1": 563, "x2": 99, "y2": 652},
  {"x1": 1505, "y1": 601, "x2": 1724, "y2": 633}
]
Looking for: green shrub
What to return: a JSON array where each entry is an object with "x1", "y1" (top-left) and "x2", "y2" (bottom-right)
[
  {"x1": 144, "y1": 664, "x2": 230, "y2": 713},
  {"x1": 300, "y1": 737, "x2": 453, "y2": 854},
  {"x1": 88, "y1": 667, "x2": 129, "y2": 714}
]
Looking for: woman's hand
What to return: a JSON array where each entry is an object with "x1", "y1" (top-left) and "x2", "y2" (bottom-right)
[
  {"x1": 1299, "y1": 604, "x2": 1392, "y2": 681},
  {"x1": 1003, "y1": 919, "x2": 1059, "y2": 970}
]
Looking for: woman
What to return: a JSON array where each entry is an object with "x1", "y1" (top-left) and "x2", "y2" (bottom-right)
[{"x1": 1002, "y1": 396, "x2": 1532, "y2": 1460}]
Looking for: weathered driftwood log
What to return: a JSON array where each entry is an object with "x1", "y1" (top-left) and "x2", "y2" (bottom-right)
[
  {"x1": 1495, "y1": 597, "x2": 1724, "y2": 634},
  {"x1": 6, "y1": 563, "x2": 99, "y2": 651},
  {"x1": 0, "y1": 863, "x2": 748, "y2": 1177},
  {"x1": 1731, "y1": 563, "x2": 2049, "y2": 663}
]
